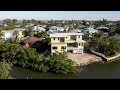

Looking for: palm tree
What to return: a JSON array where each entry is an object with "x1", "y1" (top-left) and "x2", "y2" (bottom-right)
[
  {"x1": 29, "y1": 31, "x2": 34, "y2": 37},
  {"x1": 0, "y1": 30, "x2": 4, "y2": 42},
  {"x1": 38, "y1": 31, "x2": 47, "y2": 38},
  {"x1": 13, "y1": 30, "x2": 19, "y2": 43},
  {"x1": 28, "y1": 29, "x2": 33, "y2": 36},
  {"x1": 22, "y1": 30, "x2": 28, "y2": 37}
]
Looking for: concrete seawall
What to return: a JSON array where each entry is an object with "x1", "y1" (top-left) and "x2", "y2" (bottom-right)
[
  {"x1": 90, "y1": 50, "x2": 120, "y2": 62},
  {"x1": 106, "y1": 54, "x2": 120, "y2": 62},
  {"x1": 68, "y1": 51, "x2": 120, "y2": 68}
]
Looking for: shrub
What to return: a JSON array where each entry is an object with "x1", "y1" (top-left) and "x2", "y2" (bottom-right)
[{"x1": 0, "y1": 61, "x2": 12, "y2": 79}]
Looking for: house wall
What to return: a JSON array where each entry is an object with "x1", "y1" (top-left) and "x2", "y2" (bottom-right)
[
  {"x1": 51, "y1": 37, "x2": 62, "y2": 43},
  {"x1": 51, "y1": 35, "x2": 83, "y2": 43},
  {"x1": 65, "y1": 35, "x2": 76, "y2": 43},
  {"x1": 76, "y1": 35, "x2": 83, "y2": 41},
  {"x1": 65, "y1": 35, "x2": 70, "y2": 41},
  {"x1": 18, "y1": 31, "x2": 24, "y2": 39},
  {"x1": 49, "y1": 26, "x2": 64, "y2": 32},
  {"x1": 2, "y1": 30, "x2": 24, "y2": 41},
  {"x1": 4, "y1": 33, "x2": 13, "y2": 40},
  {"x1": 51, "y1": 43, "x2": 67, "y2": 53},
  {"x1": 50, "y1": 34, "x2": 85, "y2": 53},
  {"x1": 65, "y1": 35, "x2": 83, "y2": 43},
  {"x1": 77, "y1": 43, "x2": 84, "y2": 48}
]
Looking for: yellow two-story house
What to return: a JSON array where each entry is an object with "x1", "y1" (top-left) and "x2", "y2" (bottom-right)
[{"x1": 50, "y1": 33, "x2": 86, "y2": 54}]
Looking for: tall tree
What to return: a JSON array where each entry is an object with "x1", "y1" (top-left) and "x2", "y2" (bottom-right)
[
  {"x1": 3, "y1": 19, "x2": 13, "y2": 25},
  {"x1": 102, "y1": 19, "x2": 107, "y2": 26},
  {"x1": 82, "y1": 20, "x2": 87, "y2": 26},
  {"x1": 28, "y1": 29, "x2": 33, "y2": 36},
  {"x1": 13, "y1": 30, "x2": 19, "y2": 43},
  {"x1": 12, "y1": 19, "x2": 18, "y2": 25},
  {"x1": 21, "y1": 19, "x2": 27, "y2": 28},
  {"x1": 22, "y1": 30, "x2": 28, "y2": 37},
  {"x1": 35, "y1": 31, "x2": 48, "y2": 38},
  {"x1": 0, "y1": 31, "x2": 4, "y2": 42}
]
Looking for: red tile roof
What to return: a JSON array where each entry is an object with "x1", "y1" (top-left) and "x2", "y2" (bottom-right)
[{"x1": 22, "y1": 36, "x2": 42, "y2": 44}]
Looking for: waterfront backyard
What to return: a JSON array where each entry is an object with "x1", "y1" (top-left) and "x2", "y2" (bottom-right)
[{"x1": 67, "y1": 53, "x2": 103, "y2": 67}]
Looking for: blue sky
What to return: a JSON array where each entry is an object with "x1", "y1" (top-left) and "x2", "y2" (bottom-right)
[{"x1": 0, "y1": 11, "x2": 120, "y2": 20}]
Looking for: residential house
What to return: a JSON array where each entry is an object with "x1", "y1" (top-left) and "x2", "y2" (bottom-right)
[
  {"x1": 48, "y1": 26, "x2": 64, "y2": 34},
  {"x1": 50, "y1": 33, "x2": 86, "y2": 54},
  {"x1": 14, "y1": 28, "x2": 26, "y2": 40},
  {"x1": 39, "y1": 25, "x2": 47, "y2": 28},
  {"x1": 25, "y1": 23, "x2": 34, "y2": 28},
  {"x1": 1, "y1": 28, "x2": 26, "y2": 41},
  {"x1": 106, "y1": 23, "x2": 116, "y2": 27},
  {"x1": 70, "y1": 29, "x2": 81, "y2": 33},
  {"x1": 32, "y1": 25, "x2": 46, "y2": 34},
  {"x1": 79, "y1": 25, "x2": 87, "y2": 29},
  {"x1": 1, "y1": 30, "x2": 24, "y2": 41},
  {"x1": 97, "y1": 26, "x2": 109, "y2": 30},
  {"x1": 21, "y1": 36, "x2": 43, "y2": 48},
  {"x1": 81, "y1": 27, "x2": 98, "y2": 37},
  {"x1": 97, "y1": 26, "x2": 109, "y2": 32}
]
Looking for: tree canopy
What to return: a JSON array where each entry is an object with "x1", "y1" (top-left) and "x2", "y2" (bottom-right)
[{"x1": 0, "y1": 42, "x2": 76, "y2": 74}]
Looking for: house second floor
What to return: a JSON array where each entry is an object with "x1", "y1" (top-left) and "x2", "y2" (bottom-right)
[{"x1": 50, "y1": 33, "x2": 84, "y2": 44}]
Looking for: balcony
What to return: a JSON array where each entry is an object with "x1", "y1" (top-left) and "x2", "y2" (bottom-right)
[{"x1": 65, "y1": 40, "x2": 76, "y2": 43}]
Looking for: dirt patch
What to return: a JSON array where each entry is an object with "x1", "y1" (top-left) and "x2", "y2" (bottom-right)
[{"x1": 67, "y1": 53, "x2": 103, "y2": 67}]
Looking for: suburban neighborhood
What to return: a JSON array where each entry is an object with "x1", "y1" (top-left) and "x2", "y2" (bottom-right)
[
  {"x1": 0, "y1": 11, "x2": 120, "y2": 79},
  {"x1": 0, "y1": 19, "x2": 100, "y2": 55}
]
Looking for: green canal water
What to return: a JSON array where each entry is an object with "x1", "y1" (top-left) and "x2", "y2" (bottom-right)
[{"x1": 11, "y1": 59, "x2": 120, "y2": 79}]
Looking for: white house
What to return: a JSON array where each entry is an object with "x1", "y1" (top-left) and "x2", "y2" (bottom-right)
[
  {"x1": 49, "y1": 26, "x2": 64, "y2": 32},
  {"x1": 70, "y1": 29, "x2": 81, "y2": 33},
  {"x1": 48, "y1": 26, "x2": 64, "y2": 34},
  {"x1": 87, "y1": 28, "x2": 98, "y2": 34},
  {"x1": 81, "y1": 27, "x2": 98, "y2": 37},
  {"x1": 79, "y1": 25, "x2": 87, "y2": 29},
  {"x1": 39, "y1": 25, "x2": 47, "y2": 28},
  {"x1": 1, "y1": 29, "x2": 26, "y2": 41},
  {"x1": 97, "y1": 26, "x2": 109, "y2": 30},
  {"x1": 25, "y1": 23, "x2": 34, "y2": 28},
  {"x1": 32, "y1": 25, "x2": 46, "y2": 34}
]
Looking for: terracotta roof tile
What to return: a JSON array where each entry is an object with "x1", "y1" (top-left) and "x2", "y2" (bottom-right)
[{"x1": 22, "y1": 36, "x2": 42, "y2": 44}]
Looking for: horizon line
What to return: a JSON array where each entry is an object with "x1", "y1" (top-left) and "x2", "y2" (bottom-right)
[{"x1": 0, "y1": 19, "x2": 119, "y2": 21}]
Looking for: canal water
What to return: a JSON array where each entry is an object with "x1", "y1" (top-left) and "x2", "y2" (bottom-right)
[{"x1": 11, "y1": 59, "x2": 120, "y2": 79}]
